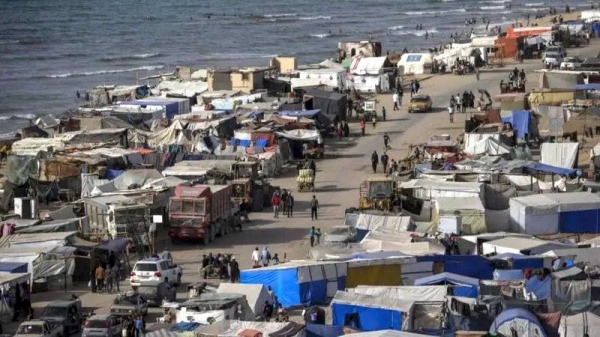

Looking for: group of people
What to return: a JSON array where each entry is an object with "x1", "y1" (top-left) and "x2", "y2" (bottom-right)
[
  {"x1": 251, "y1": 246, "x2": 280, "y2": 268},
  {"x1": 371, "y1": 150, "x2": 392, "y2": 174},
  {"x1": 447, "y1": 91, "x2": 476, "y2": 123},
  {"x1": 201, "y1": 252, "x2": 240, "y2": 281},
  {"x1": 500, "y1": 67, "x2": 527, "y2": 93},
  {"x1": 308, "y1": 226, "x2": 323, "y2": 247},
  {"x1": 120, "y1": 314, "x2": 146, "y2": 337},
  {"x1": 92, "y1": 251, "x2": 122, "y2": 294},
  {"x1": 262, "y1": 286, "x2": 288, "y2": 322},
  {"x1": 271, "y1": 189, "x2": 295, "y2": 218}
]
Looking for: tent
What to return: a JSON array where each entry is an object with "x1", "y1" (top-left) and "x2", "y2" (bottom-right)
[
  {"x1": 216, "y1": 283, "x2": 271, "y2": 317},
  {"x1": 346, "y1": 74, "x2": 390, "y2": 93},
  {"x1": 542, "y1": 247, "x2": 600, "y2": 270},
  {"x1": 330, "y1": 291, "x2": 411, "y2": 331},
  {"x1": 278, "y1": 109, "x2": 331, "y2": 129},
  {"x1": 416, "y1": 255, "x2": 495, "y2": 280},
  {"x1": 433, "y1": 197, "x2": 487, "y2": 235},
  {"x1": 350, "y1": 57, "x2": 389, "y2": 75},
  {"x1": 305, "y1": 324, "x2": 345, "y2": 337},
  {"x1": 297, "y1": 69, "x2": 346, "y2": 90},
  {"x1": 345, "y1": 257, "x2": 415, "y2": 288},
  {"x1": 490, "y1": 253, "x2": 548, "y2": 269},
  {"x1": 482, "y1": 237, "x2": 572, "y2": 255},
  {"x1": 501, "y1": 110, "x2": 532, "y2": 139},
  {"x1": 509, "y1": 192, "x2": 600, "y2": 234},
  {"x1": 414, "y1": 272, "x2": 479, "y2": 298},
  {"x1": 540, "y1": 142, "x2": 579, "y2": 169},
  {"x1": 464, "y1": 136, "x2": 511, "y2": 156},
  {"x1": 489, "y1": 308, "x2": 548, "y2": 337},
  {"x1": 399, "y1": 179, "x2": 484, "y2": 202},
  {"x1": 559, "y1": 308, "x2": 600, "y2": 337},
  {"x1": 194, "y1": 320, "x2": 305, "y2": 337},
  {"x1": 551, "y1": 267, "x2": 591, "y2": 312},
  {"x1": 397, "y1": 54, "x2": 433, "y2": 75},
  {"x1": 344, "y1": 331, "x2": 436, "y2": 337},
  {"x1": 276, "y1": 129, "x2": 323, "y2": 144},
  {"x1": 303, "y1": 88, "x2": 347, "y2": 120},
  {"x1": 352, "y1": 285, "x2": 447, "y2": 302},
  {"x1": 240, "y1": 261, "x2": 347, "y2": 308}
]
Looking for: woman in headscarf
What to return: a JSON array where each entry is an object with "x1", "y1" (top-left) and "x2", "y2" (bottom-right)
[{"x1": 261, "y1": 247, "x2": 271, "y2": 267}]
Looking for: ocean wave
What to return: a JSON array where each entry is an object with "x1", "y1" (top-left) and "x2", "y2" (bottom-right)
[
  {"x1": 17, "y1": 38, "x2": 45, "y2": 46},
  {"x1": 299, "y1": 15, "x2": 331, "y2": 20},
  {"x1": 99, "y1": 53, "x2": 162, "y2": 61},
  {"x1": 44, "y1": 65, "x2": 165, "y2": 79},
  {"x1": 0, "y1": 113, "x2": 37, "y2": 121},
  {"x1": 480, "y1": 5, "x2": 506, "y2": 10},
  {"x1": 482, "y1": 0, "x2": 511, "y2": 3},
  {"x1": 263, "y1": 13, "x2": 297, "y2": 18},
  {"x1": 2, "y1": 53, "x2": 87, "y2": 61},
  {"x1": 198, "y1": 53, "x2": 277, "y2": 60},
  {"x1": 0, "y1": 40, "x2": 20, "y2": 45},
  {"x1": 309, "y1": 33, "x2": 331, "y2": 38},
  {"x1": 525, "y1": 2, "x2": 544, "y2": 6},
  {"x1": 392, "y1": 28, "x2": 439, "y2": 37},
  {"x1": 402, "y1": 8, "x2": 466, "y2": 15},
  {"x1": 388, "y1": 25, "x2": 404, "y2": 31}
]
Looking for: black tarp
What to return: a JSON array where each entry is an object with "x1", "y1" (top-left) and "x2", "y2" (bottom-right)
[{"x1": 303, "y1": 88, "x2": 347, "y2": 120}]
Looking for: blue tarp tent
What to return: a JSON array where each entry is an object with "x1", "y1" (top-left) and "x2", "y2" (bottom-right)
[
  {"x1": 414, "y1": 272, "x2": 479, "y2": 298},
  {"x1": 415, "y1": 255, "x2": 494, "y2": 280},
  {"x1": 489, "y1": 308, "x2": 548, "y2": 337},
  {"x1": 525, "y1": 275, "x2": 551, "y2": 300},
  {"x1": 575, "y1": 83, "x2": 600, "y2": 91},
  {"x1": 501, "y1": 110, "x2": 531, "y2": 139},
  {"x1": 524, "y1": 162, "x2": 581, "y2": 177},
  {"x1": 493, "y1": 269, "x2": 524, "y2": 280},
  {"x1": 240, "y1": 261, "x2": 347, "y2": 308},
  {"x1": 490, "y1": 253, "x2": 546, "y2": 269},
  {"x1": 306, "y1": 324, "x2": 345, "y2": 337},
  {"x1": 0, "y1": 262, "x2": 28, "y2": 273},
  {"x1": 330, "y1": 291, "x2": 410, "y2": 331}
]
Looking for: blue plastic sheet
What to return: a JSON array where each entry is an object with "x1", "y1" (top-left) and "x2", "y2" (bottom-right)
[
  {"x1": 331, "y1": 303, "x2": 402, "y2": 331},
  {"x1": 525, "y1": 275, "x2": 551, "y2": 300},
  {"x1": 502, "y1": 110, "x2": 530, "y2": 139},
  {"x1": 306, "y1": 324, "x2": 345, "y2": 337},
  {"x1": 105, "y1": 169, "x2": 124, "y2": 180}
]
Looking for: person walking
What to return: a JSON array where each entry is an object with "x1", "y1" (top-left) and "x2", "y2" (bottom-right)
[
  {"x1": 285, "y1": 192, "x2": 294, "y2": 217},
  {"x1": 382, "y1": 106, "x2": 386, "y2": 121},
  {"x1": 263, "y1": 301, "x2": 274, "y2": 322},
  {"x1": 134, "y1": 315, "x2": 145, "y2": 337},
  {"x1": 95, "y1": 264, "x2": 105, "y2": 293},
  {"x1": 229, "y1": 256, "x2": 240, "y2": 282},
  {"x1": 315, "y1": 228, "x2": 322, "y2": 245},
  {"x1": 105, "y1": 266, "x2": 113, "y2": 293},
  {"x1": 475, "y1": 67, "x2": 480, "y2": 81},
  {"x1": 383, "y1": 132, "x2": 390, "y2": 150},
  {"x1": 397, "y1": 86, "x2": 404, "y2": 106},
  {"x1": 448, "y1": 105, "x2": 455, "y2": 123},
  {"x1": 271, "y1": 192, "x2": 281, "y2": 218},
  {"x1": 310, "y1": 195, "x2": 319, "y2": 220},
  {"x1": 392, "y1": 92, "x2": 399, "y2": 111},
  {"x1": 455, "y1": 93, "x2": 462, "y2": 114},
  {"x1": 409, "y1": 81, "x2": 415, "y2": 97},
  {"x1": 414, "y1": 79, "x2": 421, "y2": 93},
  {"x1": 261, "y1": 247, "x2": 271, "y2": 267},
  {"x1": 252, "y1": 247, "x2": 261, "y2": 268},
  {"x1": 309, "y1": 226, "x2": 316, "y2": 247},
  {"x1": 360, "y1": 119, "x2": 366, "y2": 136},
  {"x1": 371, "y1": 151, "x2": 379, "y2": 173},
  {"x1": 381, "y1": 152, "x2": 389, "y2": 175}
]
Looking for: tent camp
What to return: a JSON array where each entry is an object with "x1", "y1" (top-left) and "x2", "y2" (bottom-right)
[
  {"x1": 329, "y1": 291, "x2": 412, "y2": 331},
  {"x1": 489, "y1": 308, "x2": 548, "y2": 337},
  {"x1": 303, "y1": 88, "x2": 347, "y2": 120},
  {"x1": 559, "y1": 307, "x2": 600, "y2": 337},
  {"x1": 400, "y1": 179, "x2": 484, "y2": 202},
  {"x1": 352, "y1": 285, "x2": 447, "y2": 302},
  {"x1": 482, "y1": 236, "x2": 572, "y2": 255},
  {"x1": 413, "y1": 272, "x2": 479, "y2": 298},
  {"x1": 463, "y1": 136, "x2": 511, "y2": 156},
  {"x1": 240, "y1": 261, "x2": 347, "y2": 308},
  {"x1": 509, "y1": 192, "x2": 600, "y2": 234},
  {"x1": 397, "y1": 54, "x2": 433, "y2": 75},
  {"x1": 433, "y1": 197, "x2": 487, "y2": 235},
  {"x1": 297, "y1": 69, "x2": 346, "y2": 89},
  {"x1": 194, "y1": 320, "x2": 306, "y2": 337},
  {"x1": 540, "y1": 142, "x2": 579, "y2": 169},
  {"x1": 216, "y1": 283, "x2": 270, "y2": 317}
]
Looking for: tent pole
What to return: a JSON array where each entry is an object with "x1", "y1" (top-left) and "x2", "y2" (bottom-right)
[{"x1": 551, "y1": 174, "x2": 555, "y2": 192}]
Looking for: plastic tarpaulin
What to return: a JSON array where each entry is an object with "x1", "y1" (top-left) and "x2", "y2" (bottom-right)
[
  {"x1": 502, "y1": 110, "x2": 531, "y2": 139},
  {"x1": 276, "y1": 129, "x2": 323, "y2": 144},
  {"x1": 353, "y1": 285, "x2": 447, "y2": 302},
  {"x1": 525, "y1": 276, "x2": 551, "y2": 300},
  {"x1": 96, "y1": 239, "x2": 129, "y2": 253},
  {"x1": 540, "y1": 143, "x2": 579, "y2": 169},
  {"x1": 493, "y1": 269, "x2": 524, "y2": 280},
  {"x1": 414, "y1": 272, "x2": 479, "y2": 298},
  {"x1": 559, "y1": 310, "x2": 600, "y2": 337},
  {"x1": 489, "y1": 308, "x2": 548, "y2": 337},
  {"x1": 216, "y1": 283, "x2": 270, "y2": 317},
  {"x1": 330, "y1": 291, "x2": 409, "y2": 331},
  {"x1": 464, "y1": 136, "x2": 511, "y2": 156},
  {"x1": 306, "y1": 324, "x2": 344, "y2": 337},
  {"x1": 346, "y1": 264, "x2": 401, "y2": 288}
]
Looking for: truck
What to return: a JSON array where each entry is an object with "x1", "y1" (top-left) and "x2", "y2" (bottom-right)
[
  {"x1": 83, "y1": 195, "x2": 150, "y2": 244},
  {"x1": 15, "y1": 320, "x2": 63, "y2": 337},
  {"x1": 38, "y1": 300, "x2": 84, "y2": 337},
  {"x1": 168, "y1": 185, "x2": 234, "y2": 244}
]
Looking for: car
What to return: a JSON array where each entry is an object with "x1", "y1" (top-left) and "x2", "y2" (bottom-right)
[
  {"x1": 110, "y1": 291, "x2": 149, "y2": 317},
  {"x1": 135, "y1": 281, "x2": 177, "y2": 307},
  {"x1": 82, "y1": 314, "x2": 122, "y2": 337},
  {"x1": 130, "y1": 257, "x2": 182, "y2": 287},
  {"x1": 544, "y1": 52, "x2": 563, "y2": 68},
  {"x1": 39, "y1": 300, "x2": 83, "y2": 337},
  {"x1": 15, "y1": 320, "x2": 63, "y2": 337},
  {"x1": 324, "y1": 226, "x2": 358, "y2": 244},
  {"x1": 408, "y1": 95, "x2": 433, "y2": 113},
  {"x1": 542, "y1": 45, "x2": 566, "y2": 60},
  {"x1": 560, "y1": 56, "x2": 583, "y2": 70}
]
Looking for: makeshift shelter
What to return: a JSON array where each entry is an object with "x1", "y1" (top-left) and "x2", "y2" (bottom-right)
[
  {"x1": 542, "y1": 247, "x2": 600, "y2": 270},
  {"x1": 400, "y1": 179, "x2": 484, "y2": 202},
  {"x1": 397, "y1": 54, "x2": 433, "y2": 75},
  {"x1": 344, "y1": 257, "x2": 416, "y2": 288},
  {"x1": 352, "y1": 285, "x2": 447, "y2": 302},
  {"x1": 490, "y1": 253, "x2": 549, "y2": 270},
  {"x1": 297, "y1": 69, "x2": 346, "y2": 90},
  {"x1": 240, "y1": 261, "x2": 347, "y2": 308},
  {"x1": 489, "y1": 308, "x2": 548, "y2": 337},
  {"x1": 194, "y1": 320, "x2": 305, "y2": 337},
  {"x1": 463, "y1": 136, "x2": 511, "y2": 156},
  {"x1": 305, "y1": 324, "x2": 345, "y2": 337},
  {"x1": 539, "y1": 71, "x2": 584, "y2": 89},
  {"x1": 559, "y1": 307, "x2": 600, "y2": 337},
  {"x1": 414, "y1": 272, "x2": 479, "y2": 298},
  {"x1": 509, "y1": 193, "x2": 600, "y2": 235},
  {"x1": 303, "y1": 88, "x2": 347, "y2": 120},
  {"x1": 346, "y1": 74, "x2": 390, "y2": 93},
  {"x1": 540, "y1": 143, "x2": 579, "y2": 169},
  {"x1": 433, "y1": 197, "x2": 487, "y2": 235},
  {"x1": 416, "y1": 255, "x2": 495, "y2": 280},
  {"x1": 551, "y1": 267, "x2": 591, "y2": 312},
  {"x1": 482, "y1": 237, "x2": 572, "y2": 255},
  {"x1": 501, "y1": 110, "x2": 533, "y2": 139},
  {"x1": 329, "y1": 291, "x2": 412, "y2": 331},
  {"x1": 344, "y1": 331, "x2": 437, "y2": 337},
  {"x1": 216, "y1": 283, "x2": 270, "y2": 318}
]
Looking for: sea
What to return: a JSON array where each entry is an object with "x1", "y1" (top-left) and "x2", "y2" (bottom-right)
[{"x1": 0, "y1": 0, "x2": 589, "y2": 120}]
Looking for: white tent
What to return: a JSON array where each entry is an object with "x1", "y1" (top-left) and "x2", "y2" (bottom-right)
[
  {"x1": 582, "y1": 10, "x2": 600, "y2": 23},
  {"x1": 433, "y1": 197, "x2": 486, "y2": 235},
  {"x1": 464, "y1": 137, "x2": 511, "y2": 156},
  {"x1": 559, "y1": 309, "x2": 600, "y2": 337},
  {"x1": 346, "y1": 74, "x2": 390, "y2": 93},
  {"x1": 397, "y1": 53, "x2": 433, "y2": 75},
  {"x1": 482, "y1": 237, "x2": 573, "y2": 256},
  {"x1": 400, "y1": 179, "x2": 484, "y2": 201},
  {"x1": 216, "y1": 283, "x2": 271, "y2": 317},
  {"x1": 350, "y1": 57, "x2": 388, "y2": 75},
  {"x1": 352, "y1": 285, "x2": 447, "y2": 302},
  {"x1": 297, "y1": 69, "x2": 346, "y2": 89},
  {"x1": 540, "y1": 142, "x2": 579, "y2": 168},
  {"x1": 354, "y1": 214, "x2": 414, "y2": 231}
]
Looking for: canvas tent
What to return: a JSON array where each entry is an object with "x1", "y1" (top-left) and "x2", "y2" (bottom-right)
[
  {"x1": 216, "y1": 283, "x2": 270, "y2": 317},
  {"x1": 276, "y1": 129, "x2": 323, "y2": 144},
  {"x1": 482, "y1": 236, "x2": 572, "y2": 255},
  {"x1": 400, "y1": 179, "x2": 484, "y2": 202},
  {"x1": 489, "y1": 308, "x2": 548, "y2": 337},
  {"x1": 297, "y1": 69, "x2": 346, "y2": 89},
  {"x1": 509, "y1": 192, "x2": 600, "y2": 234},
  {"x1": 303, "y1": 88, "x2": 347, "y2": 119},
  {"x1": 397, "y1": 54, "x2": 433, "y2": 75},
  {"x1": 414, "y1": 272, "x2": 479, "y2": 298},
  {"x1": 352, "y1": 285, "x2": 447, "y2": 302},
  {"x1": 540, "y1": 142, "x2": 579, "y2": 169},
  {"x1": 559, "y1": 307, "x2": 600, "y2": 337},
  {"x1": 551, "y1": 267, "x2": 591, "y2": 312},
  {"x1": 194, "y1": 320, "x2": 306, "y2": 337},
  {"x1": 433, "y1": 197, "x2": 487, "y2": 235},
  {"x1": 463, "y1": 136, "x2": 511, "y2": 156},
  {"x1": 240, "y1": 261, "x2": 347, "y2": 308}
]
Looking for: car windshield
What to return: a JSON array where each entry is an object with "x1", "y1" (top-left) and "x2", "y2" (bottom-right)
[
  {"x1": 546, "y1": 53, "x2": 560, "y2": 58},
  {"x1": 114, "y1": 294, "x2": 145, "y2": 305},
  {"x1": 134, "y1": 263, "x2": 157, "y2": 272},
  {"x1": 43, "y1": 306, "x2": 68, "y2": 317},
  {"x1": 368, "y1": 181, "x2": 393, "y2": 198},
  {"x1": 17, "y1": 324, "x2": 44, "y2": 334},
  {"x1": 86, "y1": 320, "x2": 109, "y2": 328},
  {"x1": 411, "y1": 97, "x2": 429, "y2": 103}
]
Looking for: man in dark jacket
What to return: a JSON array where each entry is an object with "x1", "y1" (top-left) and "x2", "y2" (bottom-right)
[
  {"x1": 381, "y1": 152, "x2": 389, "y2": 175},
  {"x1": 371, "y1": 151, "x2": 379, "y2": 173},
  {"x1": 229, "y1": 257, "x2": 240, "y2": 283}
]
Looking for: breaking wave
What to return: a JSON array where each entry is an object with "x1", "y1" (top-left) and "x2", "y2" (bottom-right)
[
  {"x1": 480, "y1": 5, "x2": 506, "y2": 10},
  {"x1": 402, "y1": 8, "x2": 466, "y2": 15},
  {"x1": 0, "y1": 113, "x2": 37, "y2": 121},
  {"x1": 44, "y1": 65, "x2": 165, "y2": 78},
  {"x1": 388, "y1": 25, "x2": 404, "y2": 31},
  {"x1": 299, "y1": 15, "x2": 331, "y2": 20},
  {"x1": 99, "y1": 53, "x2": 163, "y2": 61},
  {"x1": 525, "y1": 2, "x2": 545, "y2": 6},
  {"x1": 198, "y1": 53, "x2": 277, "y2": 60},
  {"x1": 263, "y1": 13, "x2": 297, "y2": 18},
  {"x1": 392, "y1": 28, "x2": 439, "y2": 37},
  {"x1": 310, "y1": 33, "x2": 331, "y2": 38}
]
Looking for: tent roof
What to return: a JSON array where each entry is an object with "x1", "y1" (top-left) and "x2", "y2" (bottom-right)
[
  {"x1": 414, "y1": 272, "x2": 479, "y2": 287},
  {"x1": 96, "y1": 239, "x2": 129, "y2": 252},
  {"x1": 400, "y1": 179, "x2": 482, "y2": 192},
  {"x1": 0, "y1": 273, "x2": 30, "y2": 287},
  {"x1": 524, "y1": 162, "x2": 580, "y2": 176},
  {"x1": 350, "y1": 56, "x2": 388, "y2": 75},
  {"x1": 353, "y1": 285, "x2": 448, "y2": 302},
  {"x1": 511, "y1": 192, "x2": 600, "y2": 213},
  {"x1": 490, "y1": 308, "x2": 546, "y2": 337},
  {"x1": 435, "y1": 197, "x2": 485, "y2": 212},
  {"x1": 216, "y1": 283, "x2": 269, "y2": 315},
  {"x1": 485, "y1": 237, "x2": 568, "y2": 251},
  {"x1": 345, "y1": 330, "x2": 437, "y2": 337},
  {"x1": 331, "y1": 291, "x2": 414, "y2": 313}
]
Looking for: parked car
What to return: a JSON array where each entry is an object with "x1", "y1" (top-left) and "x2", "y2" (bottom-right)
[
  {"x1": 135, "y1": 281, "x2": 177, "y2": 307},
  {"x1": 560, "y1": 56, "x2": 583, "y2": 70},
  {"x1": 39, "y1": 300, "x2": 83, "y2": 337},
  {"x1": 544, "y1": 52, "x2": 563, "y2": 68},
  {"x1": 130, "y1": 257, "x2": 182, "y2": 287},
  {"x1": 543, "y1": 45, "x2": 566, "y2": 60},
  {"x1": 324, "y1": 226, "x2": 358, "y2": 244},
  {"x1": 110, "y1": 291, "x2": 149, "y2": 317},
  {"x1": 15, "y1": 320, "x2": 62, "y2": 337},
  {"x1": 82, "y1": 315, "x2": 121, "y2": 337},
  {"x1": 408, "y1": 95, "x2": 433, "y2": 113}
]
